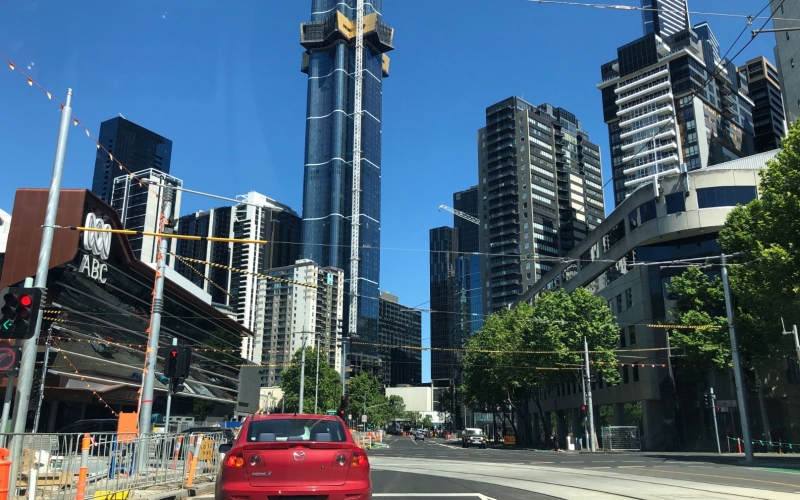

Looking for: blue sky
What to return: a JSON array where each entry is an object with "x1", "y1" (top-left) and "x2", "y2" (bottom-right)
[{"x1": 0, "y1": 1, "x2": 777, "y2": 382}]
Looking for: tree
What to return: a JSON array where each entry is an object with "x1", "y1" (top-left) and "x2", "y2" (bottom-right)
[
  {"x1": 345, "y1": 373, "x2": 397, "y2": 427},
  {"x1": 462, "y1": 289, "x2": 619, "y2": 446},
  {"x1": 280, "y1": 347, "x2": 342, "y2": 414},
  {"x1": 421, "y1": 414, "x2": 433, "y2": 430}
]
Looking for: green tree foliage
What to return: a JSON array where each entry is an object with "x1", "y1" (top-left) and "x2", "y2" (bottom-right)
[
  {"x1": 461, "y1": 288, "x2": 619, "y2": 445},
  {"x1": 280, "y1": 347, "x2": 342, "y2": 414},
  {"x1": 421, "y1": 414, "x2": 433, "y2": 430},
  {"x1": 343, "y1": 373, "x2": 403, "y2": 427}
]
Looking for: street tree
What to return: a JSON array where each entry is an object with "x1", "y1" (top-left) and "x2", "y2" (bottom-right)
[
  {"x1": 345, "y1": 373, "x2": 401, "y2": 427},
  {"x1": 280, "y1": 347, "x2": 342, "y2": 414}
]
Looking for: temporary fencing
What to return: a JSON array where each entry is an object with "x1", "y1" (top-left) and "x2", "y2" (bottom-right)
[{"x1": 0, "y1": 431, "x2": 226, "y2": 499}]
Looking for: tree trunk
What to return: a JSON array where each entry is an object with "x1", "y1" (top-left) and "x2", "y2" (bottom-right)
[
  {"x1": 534, "y1": 394, "x2": 549, "y2": 446},
  {"x1": 753, "y1": 367, "x2": 772, "y2": 446}
]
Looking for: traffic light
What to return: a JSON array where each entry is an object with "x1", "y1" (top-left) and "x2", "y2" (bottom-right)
[
  {"x1": 158, "y1": 345, "x2": 192, "y2": 393},
  {"x1": 716, "y1": 406, "x2": 722, "y2": 413},
  {"x1": 337, "y1": 396, "x2": 347, "y2": 421},
  {"x1": 171, "y1": 377, "x2": 186, "y2": 393},
  {"x1": 580, "y1": 405, "x2": 587, "y2": 419},
  {"x1": 703, "y1": 393, "x2": 711, "y2": 408},
  {"x1": 388, "y1": 399, "x2": 395, "y2": 407},
  {"x1": 0, "y1": 287, "x2": 42, "y2": 339}
]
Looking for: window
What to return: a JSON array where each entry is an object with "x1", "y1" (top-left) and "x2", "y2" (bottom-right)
[
  {"x1": 640, "y1": 200, "x2": 656, "y2": 224},
  {"x1": 665, "y1": 192, "x2": 686, "y2": 214},
  {"x1": 629, "y1": 325, "x2": 636, "y2": 345},
  {"x1": 622, "y1": 366, "x2": 629, "y2": 384},
  {"x1": 625, "y1": 288, "x2": 633, "y2": 309},
  {"x1": 633, "y1": 365, "x2": 640, "y2": 382},
  {"x1": 247, "y1": 418, "x2": 347, "y2": 442},
  {"x1": 616, "y1": 294, "x2": 623, "y2": 312},
  {"x1": 619, "y1": 327, "x2": 626, "y2": 347},
  {"x1": 697, "y1": 186, "x2": 757, "y2": 209}
]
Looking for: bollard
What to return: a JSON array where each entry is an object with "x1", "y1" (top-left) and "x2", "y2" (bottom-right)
[
  {"x1": 185, "y1": 434, "x2": 203, "y2": 488},
  {"x1": 171, "y1": 435, "x2": 183, "y2": 470},
  {"x1": 0, "y1": 447, "x2": 10, "y2": 500},
  {"x1": 26, "y1": 467, "x2": 36, "y2": 500},
  {"x1": 738, "y1": 438, "x2": 743, "y2": 454},
  {"x1": 75, "y1": 434, "x2": 91, "y2": 500}
]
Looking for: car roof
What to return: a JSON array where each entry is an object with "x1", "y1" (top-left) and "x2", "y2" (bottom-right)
[{"x1": 248, "y1": 414, "x2": 340, "y2": 422}]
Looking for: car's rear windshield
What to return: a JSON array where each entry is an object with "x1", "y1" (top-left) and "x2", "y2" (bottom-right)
[
  {"x1": 467, "y1": 429, "x2": 483, "y2": 436},
  {"x1": 246, "y1": 418, "x2": 347, "y2": 443}
]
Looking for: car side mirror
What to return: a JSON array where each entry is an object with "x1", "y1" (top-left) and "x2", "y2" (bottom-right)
[{"x1": 219, "y1": 443, "x2": 232, "y2": 454}]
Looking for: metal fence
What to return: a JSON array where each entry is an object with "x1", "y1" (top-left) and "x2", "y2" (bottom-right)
[
  {"x1": 601, "y1": 426, "x2": 641, "y2": 451},
  {"x1": 1, "y1": 431, "x2": 225, "y2": 499}
]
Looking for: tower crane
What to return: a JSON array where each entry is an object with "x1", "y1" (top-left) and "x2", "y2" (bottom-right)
[
  {"x1": 348, "y1": 0, "x2": 365, "y2": 339},
  {"x1": 438, "y1": 205, "x2": 479, "y2": 225}
]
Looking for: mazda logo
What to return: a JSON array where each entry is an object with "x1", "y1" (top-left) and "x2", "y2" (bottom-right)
[
  {"x1": 83, "y1": 213, "x2": 112, "y2": 260},
  {"x1": 293, "y1": 450, "x2": 306, "y2": 462}
]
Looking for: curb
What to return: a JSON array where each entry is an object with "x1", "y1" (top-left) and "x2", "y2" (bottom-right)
[{"x1": 131, "y1": 482, "x2": 215, "y2": 499}]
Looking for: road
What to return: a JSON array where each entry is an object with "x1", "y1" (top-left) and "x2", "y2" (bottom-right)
[{"x1": 199, "y1": 435, "x2": 800, "y2": 499}]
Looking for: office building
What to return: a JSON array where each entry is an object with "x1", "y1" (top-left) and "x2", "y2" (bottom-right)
[
  {"x1": 110, "y1": 169, "x2": 182, "y2": 264},
  {"x1": 0, "y1": 209, "x2": 10, "y2": 282},
  {"x1": 641, "y1": 0, "x2": 689, "y2": 38},
  {"x1": 516, "y1": 151, "x2": 778, "y2": 450},
  {"x1": 299, "y1": 0, "x2": 394, "y2": 376},
  {"x1": 257, "y1": 260, "x2": 344, "y2": 387},
  {"x1": 477, "y1": 97, "x2": 605, "y2": 313},
  {"x1": 741, "y1": 56, "x2": 787, "y2": 152},
  {"x1": 452, "y1": 187, "x2": 483, "y2": 344},
  {"x1": 91, "y1": 117, "x2": 172, "y2": 205},
  {"x1": 771, "y1": 0, "x2": 800, "y2": 125},
  {"x1": 429, "y1": 227, "x2": 457, "y2": 382},
  {"x1": 598, "y1": 25, "x2": 755, "y2": 206},
  {"x1": 378, "y1": 292, "x2": 422, "y2": 387}
]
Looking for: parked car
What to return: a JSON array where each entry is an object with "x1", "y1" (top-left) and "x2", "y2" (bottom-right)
[
  {"x1": 215, "y1": 414, "x2": 371, "y2": 500},
  {"x1": 414, "y1": 430, "x2": 426, "y2": 441},
  {"x1": 462, "y1": 428, "x2": 487, "y2": 449}
]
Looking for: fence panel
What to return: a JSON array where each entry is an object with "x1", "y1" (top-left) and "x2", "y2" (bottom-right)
[
  {"x1": 1, "y1": 431, "x2": 226, "y2": 499},
  {"x1": 601, "y1": 426, "x2": 641, "y2": 451}
]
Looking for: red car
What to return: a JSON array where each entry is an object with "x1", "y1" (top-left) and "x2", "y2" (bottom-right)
[{"x1": 215, "y1": 414, "x2": 371, "y2": 500}]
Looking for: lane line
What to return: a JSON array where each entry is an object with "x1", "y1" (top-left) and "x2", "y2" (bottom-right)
[
  {"x1": 620, "y1": 467, "x2": 800, "y2": 489},
  {"x1": 584, "y1": 466, "x2": 611, "y2": 469}
]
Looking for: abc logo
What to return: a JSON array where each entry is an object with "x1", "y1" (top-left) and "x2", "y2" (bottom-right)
[{"x1": 83, "y1": 213, "x2": 112, "y2": 260}]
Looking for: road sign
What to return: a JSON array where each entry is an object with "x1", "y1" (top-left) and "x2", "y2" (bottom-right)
[
  {"x1": 361, "y1": 414, "x2": 367, "y2": 423},
  {"x1": 0, "y1": 347, "x2": 21, "y2": 373},
  {"x1": 348, "y1": 414, "x2": 352, "y2": 420},
  {"x1": 326, "y1": 410, "x2": 336, "y2": 416}
]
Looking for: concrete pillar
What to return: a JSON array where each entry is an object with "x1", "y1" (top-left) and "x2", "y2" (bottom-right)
[
  {"x1": 557, "y1": 410, "x2": 568, "y2": 448},
  {"x1": 47, "y1": 401, "x2": 59, "y2": 433},
  {"x1": 613, "y1": 402, "x2": 625, "y2": 426},
  {"x1": 532, "y1": 412, "x2": 541, "y2": 445},
  {"x1": 642, "y1": 399, "x2": 664, "y2": 451}
]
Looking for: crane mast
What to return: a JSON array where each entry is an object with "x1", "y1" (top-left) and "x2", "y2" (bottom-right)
[{"x1": 348, "y1": 0, "x2": 365, "y2": 339}]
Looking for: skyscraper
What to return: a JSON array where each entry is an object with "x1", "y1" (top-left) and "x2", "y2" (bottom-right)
[
  {"x1": 299, "y1": 1, "x2": 394, "y2": 376},
  {"x1": 452, "y1": 187, "x2": 483, "y2": 343},
  {"x1": 91, "y1": 117, "x2": 172, "y2": 205},
  {"x1": 770, "y1": 0, "x2": 800, "y2": 125},
  {"x1": 598, "y1": 25, "x2": 755, "y2": 205},
  {"x1": 740, "y1": 56, "x2": 787, "y2": 153},
  {"x1": 477, "y1": 97, "x2": 605, "y2": 312},
  {"x1": 110, "y1": 169, "x2": 182, "y2": 264},
  {"x1": 641, "y1": 0, "x2": 689, "y2": 38},
  {"x1": 378, "y1": 292, "x2": 422, "y2": 387},
  {"x1": 429, "y1": 227, "x2": 457, "y2": 382}
]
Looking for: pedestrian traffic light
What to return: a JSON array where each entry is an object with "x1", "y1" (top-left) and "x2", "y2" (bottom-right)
[
  {"x1": 159, "y1": 345, "x2": 192, "y2": 393},
  {"x1": 337, "y1": 396, "x2": 347, "y2": 421},
  {"x1": 580, "y1": 405, "x2": 587, "y2": 418},
  {"x1": 703, "y1": 393, "x2": 711, "y2": 408},
  {"x1": 716, "y1": 406, "x2": 722, "y2": 413},
  {"x1": 389, "y1": 399, "x2": 395, "y2": 407},
  {"x1": 171, "y1": 376, "x2": 186, "y2": 393},
  {"x1": 0, "y1": 287, "x2": 42, "y2": 339}
]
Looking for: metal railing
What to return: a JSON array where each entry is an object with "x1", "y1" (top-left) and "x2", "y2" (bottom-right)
[
  {"x1": 2, "y1": 431, "x2": 225, "y2": 499},
  {"x1": 601, "y1": 426, "x2": 641, "y2": 451}
]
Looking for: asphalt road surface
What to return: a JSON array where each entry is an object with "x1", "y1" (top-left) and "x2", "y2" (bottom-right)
[{"x1": 200, "y1": 435, "x2": 800, "y2": 499}]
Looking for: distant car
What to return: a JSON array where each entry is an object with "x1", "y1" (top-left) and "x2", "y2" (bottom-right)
[
  {"x1": 462, "y1": 428, "x2": 487, "y2": 449},
  {"x1": 215, "y1": 414, "x2": 371, "y2": 500},
  {"x1": 414, "y1": 430, "x2": 425, "y2": 441}
]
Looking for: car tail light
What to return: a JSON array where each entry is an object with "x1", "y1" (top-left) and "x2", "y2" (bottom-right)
[
  {"x1": 225, "y1": 452, "x2": 245, "y2": 468},
  {"x1": 350, "y1": 452, "x2": 368, "y2": 467}
]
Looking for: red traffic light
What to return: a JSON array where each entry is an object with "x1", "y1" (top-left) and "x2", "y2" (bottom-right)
[
  {"x1": 581, "y1": 405, "x2": 586, "y2": 411},
  {"x1": 170, "y1": 350, "x2": 178, "y2": 358},
  {"x1": 18, "y1": 295, "x2": 32, "y2": 308},
  {"x1": 716, "y1": 407, "x2": 721, "y2": 412}
]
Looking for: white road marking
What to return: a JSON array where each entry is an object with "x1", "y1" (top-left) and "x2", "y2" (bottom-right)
[
  {"x1": 411, "y1": 439, "x2": 417, "y2": 445},
  {"x1": 375, "y1": 495, "x2": 496, "y2": 499},
  {"x1": 585, "y1": 466, "x2": 611, "y2": 469}
]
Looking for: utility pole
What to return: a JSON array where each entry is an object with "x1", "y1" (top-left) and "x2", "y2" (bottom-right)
[
  {"x1": 299, "y1": 333, "x2": 308, "y2": 413},
  {"x1": 710, "y1": 387, "x2": 721, "y2": 454},
  {"x1": 164, "y1": 337, "x2": 178, "y2": 432},
  {"x1": 348, "y1": 0, "x2": 364, "y2": 344},
  {"x1": 32, "y1": 325, "x2": 53, "y2": 432},
  {"x1": 137, "y1": 186, "x2": 174, "y2": 436},
  {"x1": 314, "y1": 334, "x2": 320, "y2": 414},
  {"x1": 584, "y1": 337, "x2": 596, "y2": 452},
  {"x1": 9, "y1": 90, "x2": 73, "y2": 485},
  {"x1": 721, "y1": 253, "x2": 753, "y2": 462}
]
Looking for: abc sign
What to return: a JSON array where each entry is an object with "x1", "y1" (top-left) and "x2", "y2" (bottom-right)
[{"x1": 83, "y1": 213, "x2": 112, "y2": 260}]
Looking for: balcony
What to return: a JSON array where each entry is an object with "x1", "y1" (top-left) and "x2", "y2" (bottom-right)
[
  {"x1": 623, "y1": 166, "x2": 680, "y2": 188},
  {"x1": 615, "y1": 80, "x2": 671, "y2": 106},
  {"x1": 619, "y1": 116, "x2": 675, "y2": 139},
  {"x1": 619, "y1": 104, "x2": 674, "y2": 128},
  {"x1": 622, "y1": 154, "x2": 679, "y2": 176},
  {"x1": 622, "y1": 141, "x2": 677, "y2": 162},
  {"x1": 620, "y1": 129, "x2": 676, "y2": 151},
  {"x1": 614, "y1": 67, "x2": 670, "y2": 94}
]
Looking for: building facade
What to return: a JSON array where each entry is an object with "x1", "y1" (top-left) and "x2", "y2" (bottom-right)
[
  {"x1": 256, "y1": 260, "x2": 344, "y2": 387},
  {"x1": 91, "y1": 117, "x2": 172, "y2": 205},
  {"x1": 299, "y1": 0, "x2": 394, "y2": 374},
  {"x1": 477, "y1": 97, "x2": 605, "y2": 313},
  {"x1": 110, "y1": 169, "x2": 183, "y2": 264},
  {"x1": 598, "y1": 26, "x2": 755, "y2": 205},
  {"x1": 429, "y1": 226, "x2": 457, "y2": 382},
  {"x1": 641, "y1": 0, "x2": 689, "y2": 38},
  {"x1": 517, "y1": 151, "x2": 778, "y2": 450},
  {"x1": 452, "y1": 187, "x2": 484, "y2": 349},
  {"x1": 378, "y1": 292, "x2": 422, "y2": 387},
  {"x1": 771, "y1": 0, "x2": 800, "y2": 125},
  {"x1": 741, "y1": 56, "x2": 787, "y2": 152}
]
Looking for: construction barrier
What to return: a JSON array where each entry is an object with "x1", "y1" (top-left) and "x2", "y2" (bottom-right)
[{"x1": 0, "y1": 431, "x2": 227, "y2": 499}]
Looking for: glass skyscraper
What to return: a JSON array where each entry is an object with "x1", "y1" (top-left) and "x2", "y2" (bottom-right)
[
  {"x1": 300, "y1": 1, "x2": 394, "y2": 374},
  {"x1": 641, "y1": 0, "x2": 689, "y2": 38}
]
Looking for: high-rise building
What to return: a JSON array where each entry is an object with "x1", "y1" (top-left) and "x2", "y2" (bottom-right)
[
  {"x1": 91, "y1": 117, "x2": 172, "y2": 205},
  {"x1": 299, "y1": 0, "x2": 394, "y2": 377},
  {"x1": 0, "y1": 209, "x2": 10, "y2": 282},
  {"x1": 477, "y1": 97, "x2": 605, "y2": 313},
  {"x1": 110, "y1": 169, "x2": 182, "y2": 264},
  {"x1": 770, "y1": 0, "x2": 800, "y2": 125},
  {"x1": 429, "y1": 226, "x2": 457, "y2": 382},
  {"x1": 641, "y1": 0, "x2": 689, "y2": 38},
  {"x1": 740, "y1": 57, "x2": 787, "y2": 152},
  {"x1": 598, "y1": 26, "x2": 755, "y2": 205},
  {"x1": 257, "y1": 260, "x2": 344, "y2": 387},
  {"x1": 378, "y1": 292, "x2": 422, "y2": 387},
  {"x1": 175, "y1": 207, "x2": 236, "y2": 308},
  {"x1": 452, "y1": 187, "x2": 483, "y2": 345}
]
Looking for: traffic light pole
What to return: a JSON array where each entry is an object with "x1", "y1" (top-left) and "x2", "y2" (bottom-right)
[
  {"x1": 299, "y1": 333, "x2": 308, "y2": 414},
  {"x1": 164, "y1": 337, "x2": 177, "y2": 433},
  {"x1": 9, "y1": 89, "x2": 73, "y2": 486},
  {"x1": 32, "y1": 326, "x2": 53, "y2": 432},
  {"x1": 584, "y1": 337, "x2": 596, "y2": 452},
  {"x1": 137, "y1": 186, "x2": 174, "y2": 471},
  {"x1": 710, "y1": 387, "x2": 721, "y2": 454}
]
